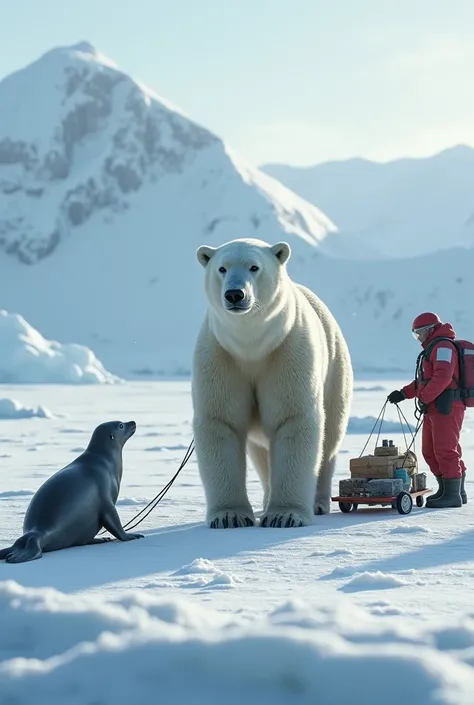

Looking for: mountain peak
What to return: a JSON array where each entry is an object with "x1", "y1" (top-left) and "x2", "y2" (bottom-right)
[
  {"x1": 69, "y1": 40, "x2": 98, "y2": 54},
  {"x1": 43, "y1": 40, "x2": 99, "y2": 57},
  {"x1": 2, "y1": 45, "x2": 472, "y2": 378},
  {"x1": 0, "y1": 43, "x2": 346, "y2": 268},
  {"x1": 432, "y1": 143, "x2": 474, "y2": 161},
  {"x1": 0, "y1": 44, "x2": 353, "y2": 375},
  {"x1": 0, "y1": 41, "x2": 223, "y2": 263},
  {"x1": 36, "y1": 40, "x2": 115, "y2": 65}
]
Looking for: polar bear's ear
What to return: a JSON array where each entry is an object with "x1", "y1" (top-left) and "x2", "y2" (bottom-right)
[
  {"x1": 197, "y1": 245, "x2": 216, "y2": 268},
  {"x1": 271, "y1": 242, "x2": 291, "y2": 265}
]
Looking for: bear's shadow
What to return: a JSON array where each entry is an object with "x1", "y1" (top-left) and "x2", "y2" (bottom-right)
[{"x1": 0, "y1": 507, "x2": 411, "y2": 593}]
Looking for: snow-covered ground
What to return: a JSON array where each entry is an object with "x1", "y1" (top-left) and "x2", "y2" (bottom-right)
[{"x1": 1, "y1": 380, "x2": 474, "y2": 704}]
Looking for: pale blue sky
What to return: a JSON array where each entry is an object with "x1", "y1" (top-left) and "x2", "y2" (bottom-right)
[{"x1": 2, "y1": 0, "x2": 473, "y2": 166}]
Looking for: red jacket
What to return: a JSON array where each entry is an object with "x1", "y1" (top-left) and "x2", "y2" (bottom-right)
[{"x1": 403, "y1": 323, "x2": 464, "y2": 412}]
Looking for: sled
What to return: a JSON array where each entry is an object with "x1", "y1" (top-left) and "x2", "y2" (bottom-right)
[
  {"x1": 331, "y1": 487, "x2": 432, "y2": 515},
  {"x1": 333, "y1": 398, "x2": 432, "y2": 515}
]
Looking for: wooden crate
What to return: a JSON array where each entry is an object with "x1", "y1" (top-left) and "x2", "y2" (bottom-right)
[{"x1": 350, "y1": 451, "x2": 417, "y2": 479}]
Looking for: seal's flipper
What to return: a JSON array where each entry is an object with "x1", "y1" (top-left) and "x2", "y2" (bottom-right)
[
  {"x1": 2, "y1": 532, "x2": 42, "y2": 563},
  {"x1": 0, "y1": 543, "x2": 15, "y2": 559},
  {"x1": 0, "y1": 534, "x2": 27, "y2": 560},
  {"x1": 100, "y1": 504, "x2": 144, "y2": 541}
]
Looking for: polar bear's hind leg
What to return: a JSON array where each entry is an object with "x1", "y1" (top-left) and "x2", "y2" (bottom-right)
[
  {"x1": 315, "y1": 354, "x2": 352, "y2": 515},
  {"x1": 247, "y1": 440, "x2": 271, "y2": 511}
]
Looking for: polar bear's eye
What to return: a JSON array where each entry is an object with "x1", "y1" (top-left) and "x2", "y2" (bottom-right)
[
  {"x1": 218, "y1": 266, "x2": 226, "y2": 274},
  {"x1": 250, "y1": 265, "x2": 259, "y2": 272}
]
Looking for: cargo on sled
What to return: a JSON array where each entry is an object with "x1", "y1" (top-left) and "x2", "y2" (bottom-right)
[{"x1": 332, "y1": 402, "x2": 431, "y2": 515}]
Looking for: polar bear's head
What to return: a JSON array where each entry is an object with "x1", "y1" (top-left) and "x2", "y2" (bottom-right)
[{"x1": 196, "y1": 238, "x2": 291, "y2": 316}]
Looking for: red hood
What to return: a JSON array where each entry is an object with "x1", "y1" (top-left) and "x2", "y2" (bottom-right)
[{"x1": 423, "y1": 322, "x2": 456, "y2": 348}]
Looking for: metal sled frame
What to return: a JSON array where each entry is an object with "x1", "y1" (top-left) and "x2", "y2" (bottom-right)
[{"x1": 331, "y1": 488, "x2": 432, "y2": 515}]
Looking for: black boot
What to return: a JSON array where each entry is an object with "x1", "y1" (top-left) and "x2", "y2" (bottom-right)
[
  {"x1": 426, "y1": 476, "x2": 444, "y2": 505},
  {"x1": 426, "y1": 477, "x2": 462, "y2": 509},
  {"x1": 461, "y1": 472, "x2": 467, "y2": 504}
]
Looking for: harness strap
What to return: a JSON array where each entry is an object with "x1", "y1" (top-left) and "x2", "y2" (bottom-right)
[
  {"x1": 418, "y1": 336, "x2": 462, "y2": 388},
  {"x1": 416, "y1": 336, "x2": 474, "y2": 404}
]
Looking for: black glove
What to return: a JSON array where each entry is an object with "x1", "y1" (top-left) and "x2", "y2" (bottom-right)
[{"x1": 387, "y1": 390, "x2": 406, "y2": 404}]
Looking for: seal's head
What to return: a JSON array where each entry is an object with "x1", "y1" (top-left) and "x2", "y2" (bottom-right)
[{"x1": 88, "y1": 420, "x2": 137, "y2": 453}]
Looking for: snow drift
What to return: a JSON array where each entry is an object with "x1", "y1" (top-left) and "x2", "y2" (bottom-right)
[
  {"x1": 0, "y1": 398, "x2": 53, "y2": 419},
  {"x1": 1, "y1": 580, "x2": 473, "y2": 705},
  {"x1": 0, "y1": 309, "x2": 119, "y2": 383}
]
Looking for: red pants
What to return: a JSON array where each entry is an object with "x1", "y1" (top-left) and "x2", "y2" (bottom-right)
[{"x1": 422, "y1": 406, "x2": 467, "y2": 479}]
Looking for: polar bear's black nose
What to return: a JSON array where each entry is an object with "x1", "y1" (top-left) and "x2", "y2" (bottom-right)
[{"x1": 224, "y1": 289, "x2": 245, "y2": 305}]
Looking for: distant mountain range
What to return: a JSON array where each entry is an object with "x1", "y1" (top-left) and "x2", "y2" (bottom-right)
[
  {"x1": 262, "y1": 145, "x2": 474, "y2": 259},
  {"x1": 1, "y1": 42, "x2": 473, "y2": 379}
]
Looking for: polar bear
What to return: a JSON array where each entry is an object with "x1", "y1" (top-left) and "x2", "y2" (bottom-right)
[{"x1": 191, "y1": 237, "x2": 353, "y2": 529}]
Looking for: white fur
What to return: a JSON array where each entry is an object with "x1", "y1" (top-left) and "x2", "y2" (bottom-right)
[{"x1": 192, "y1": 238, "x2": 353, "y2": 529}]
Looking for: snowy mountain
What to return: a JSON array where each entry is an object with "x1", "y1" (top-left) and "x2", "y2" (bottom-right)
[
  {"x1": 262, "y1": 147, "x2": 474, "y2": 259},
  {"x1": 0, "y1": 41, "x2": 347, "y2": 266},
  {"x1": 1, "y1": 42, "x2": 474, "y2": 379}
]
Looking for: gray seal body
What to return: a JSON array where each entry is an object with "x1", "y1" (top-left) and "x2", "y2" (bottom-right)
[{"x1": 0, "y1": 420, "x2": 144, "y2": 563}]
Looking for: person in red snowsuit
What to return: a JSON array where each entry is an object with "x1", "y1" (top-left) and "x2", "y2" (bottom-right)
[{"x1": 388, "y1": 312, "x2": 467, "y2": 508}]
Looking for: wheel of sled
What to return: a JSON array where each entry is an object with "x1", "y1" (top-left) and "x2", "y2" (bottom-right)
[
  {"x1": 351, "y1": 502, "x2": 358, "y2": 511},
  {"x1": 416, "y1": 494, "x2": 425, "y2": 508},
  {"x1": 396, "y1": 491, "x2": 413, "y2": 515},
  {"x1": 339, "y1": 501, "x2": 352, "y2": 513}
]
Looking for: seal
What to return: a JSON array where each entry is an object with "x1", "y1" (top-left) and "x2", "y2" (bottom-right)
[{"x1": 0, "y1": 420, "x2": 144, "y2": 563}]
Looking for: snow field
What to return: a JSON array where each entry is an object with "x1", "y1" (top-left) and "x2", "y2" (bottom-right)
[
  {"x1": 1, "y1": 579, "x2": 474, "y2": 705},
  {"x1": 1, "y1": 381, "x2": 474, "y2": 705}
]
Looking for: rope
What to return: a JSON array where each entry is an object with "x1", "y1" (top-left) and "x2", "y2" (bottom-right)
[
  {"x1": 99, "y1": 438, "x2": 195, "y2": 536},
  {"x1": 399, "y1": 415, "x2": 423, "y2": 468},
  {"x1": 358, "y1": 398, "x2": 423, "y2": 466},
  {"x1": 395, "y1": 404, "x2": 409, "y2": 451},
  {"x1": 394, "y1": 401, "x2": 424, "y2": 468},
  {"x1": 395, "y1": 403, "x2": 416, "y2": 450},
  {"x1": 358, "y1": 400, "x2": 388, "y2": 457},
  {"x1": 103, "y1": 393, "x2": 425, "y2": 535}
]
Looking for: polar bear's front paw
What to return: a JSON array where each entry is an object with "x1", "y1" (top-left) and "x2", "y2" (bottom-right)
[
  {"x1": 314, "y1": 495, "x2": 331, "y2": 515},
  {"x1": 208, "y1": 509, "x2": 255, "y2": 529},
  {"x1": 260, "y1": 508, "x2": 311, "y2": 528}
]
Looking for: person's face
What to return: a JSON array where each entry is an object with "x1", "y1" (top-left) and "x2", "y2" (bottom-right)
[{"x1": 412, "y1": 325, "x2": 433, "y2": 345}]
